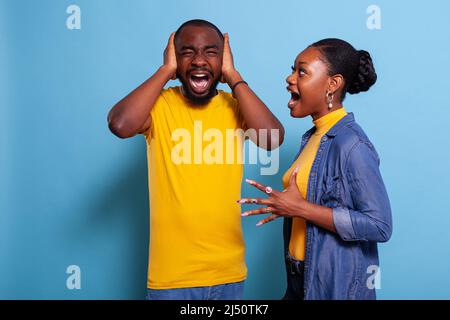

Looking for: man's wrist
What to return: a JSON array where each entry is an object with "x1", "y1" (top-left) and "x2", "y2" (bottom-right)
[
  {"x1": 225, "y1": 69, "x2": 242, "y2": 88},
  {"x1": 158, "y1": 65, "x2": 176, "y2": 81}
]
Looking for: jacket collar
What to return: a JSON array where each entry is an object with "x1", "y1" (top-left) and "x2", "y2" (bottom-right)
[
  {"x1": 301, "y1": 112, "x2": 356, "y2": 140},
  {"x1": 326, "y1": 112, "x2": 355, "y2": 137}
]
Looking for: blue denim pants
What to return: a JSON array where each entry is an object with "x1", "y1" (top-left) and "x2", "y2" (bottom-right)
[{"x1": 146, "y1": 281, "x2": 245, "y2": 300}]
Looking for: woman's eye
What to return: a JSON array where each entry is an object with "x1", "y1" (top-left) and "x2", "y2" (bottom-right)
[
  {"x1": 206, "y1": 51, "x2": 218, "y2": 56},
  {"x1": 182, "y1": 51, "x2": 193, "y2": 56},
  {"x1": 291, "y1": 66, "x2": 305, "y2": 76}
]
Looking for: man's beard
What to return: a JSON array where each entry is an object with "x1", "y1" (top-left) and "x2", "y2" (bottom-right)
[{"x1": 178, "y1": 74, "x2": 220, "y2": 105}]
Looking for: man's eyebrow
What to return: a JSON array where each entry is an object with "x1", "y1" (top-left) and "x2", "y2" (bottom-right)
[
  {"x1": 297, "y1": 61, "x2": 307, "y2": 66},
  {"x1": 180, "y1": 45, "x2": 195, "y2": 51},
  {"x1": 204, "y1": 45, "x2": 220, "y2": 50},
  {"x1": 179, "y1": 45, "x2": 220, "y2": 51}
]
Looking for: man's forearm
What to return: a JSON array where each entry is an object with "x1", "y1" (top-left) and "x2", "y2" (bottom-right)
[
  {"x1": 227, "y1": 70, "x2": 285, "y2": 149},
  {"x1": 107, "y1": 65, "x2": 173, "y2": 138}
]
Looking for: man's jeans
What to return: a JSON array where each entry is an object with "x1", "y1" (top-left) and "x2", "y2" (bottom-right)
[{"x1": 146, "y1": 281, "x2": 245, "y2": 300}]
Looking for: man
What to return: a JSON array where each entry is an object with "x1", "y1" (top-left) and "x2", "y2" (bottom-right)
[{"x1": 107, "y1": 19, "x2": 284, "y2": 300}]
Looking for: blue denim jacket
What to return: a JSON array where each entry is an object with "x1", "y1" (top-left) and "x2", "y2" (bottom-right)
[{"x1": 283, "y1": 112, "x2": 392, "y2": 300}]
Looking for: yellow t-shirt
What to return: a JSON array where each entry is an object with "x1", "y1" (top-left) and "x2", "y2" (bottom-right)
[
  {"x1": 282, "y1": 108, "x2": 347, "y2": 261},
  {"x1": 142, "y1": 86, "x2": 247, "y2": 289}
]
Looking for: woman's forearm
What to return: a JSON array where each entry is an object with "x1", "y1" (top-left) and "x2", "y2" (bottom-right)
[{"x1": 296, "y1": 201, "x2": 337, "y2": 234}]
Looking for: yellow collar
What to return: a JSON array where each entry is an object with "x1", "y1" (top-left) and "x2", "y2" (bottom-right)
[{"x1": 313, "y1": 108, "x2": 348, "y2": 136}]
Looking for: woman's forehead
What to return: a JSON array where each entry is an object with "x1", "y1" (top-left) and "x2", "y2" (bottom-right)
[{"x1": 295, "y1": 47, "x2": 321, "y2": 65}]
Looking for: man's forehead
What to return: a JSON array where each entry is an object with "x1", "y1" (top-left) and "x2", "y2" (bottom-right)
[{"x1": 176, "y1": 26, "x2": 223, "y2": 47}]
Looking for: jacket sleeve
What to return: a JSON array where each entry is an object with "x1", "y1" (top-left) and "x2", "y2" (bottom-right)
[{"x1": 332, "y1": 141, "x2": 393, "y2": 242}]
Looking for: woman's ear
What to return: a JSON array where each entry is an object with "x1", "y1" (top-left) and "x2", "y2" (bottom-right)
[{"x1": 328, "y1": 74, "x2": 344, "y2": 95}]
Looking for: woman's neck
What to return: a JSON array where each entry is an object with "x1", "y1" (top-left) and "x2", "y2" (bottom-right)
[{"x1": 311, "y1": 105, "x2": 344, "y2": 121}]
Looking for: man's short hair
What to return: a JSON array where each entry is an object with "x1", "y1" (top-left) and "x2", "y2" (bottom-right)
[{"x1": 174, "y1": 19, "x2": 224, "y2": 42}]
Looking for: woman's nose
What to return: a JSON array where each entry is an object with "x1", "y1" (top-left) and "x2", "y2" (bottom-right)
[{"x1": 286, "y1": 74, "x2": 295, "y2": 85}]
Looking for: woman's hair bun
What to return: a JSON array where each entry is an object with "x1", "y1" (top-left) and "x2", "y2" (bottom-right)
[{"x1": 347, "y1": 50, "x2": 377, "y2": 94}]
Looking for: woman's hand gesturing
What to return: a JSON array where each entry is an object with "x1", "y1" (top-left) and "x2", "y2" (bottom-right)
[{"x1": 238, "y1": 166, "x2": 307, "y2": 226}]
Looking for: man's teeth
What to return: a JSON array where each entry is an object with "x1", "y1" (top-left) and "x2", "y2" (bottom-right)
[{"x1": 190, "y1": 75, "x2": 209, "y2": 91}]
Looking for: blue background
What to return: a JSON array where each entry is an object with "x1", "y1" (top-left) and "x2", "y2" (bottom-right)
[{"x1": 1, "y1": 0, "x2": 449, "y2": 299}]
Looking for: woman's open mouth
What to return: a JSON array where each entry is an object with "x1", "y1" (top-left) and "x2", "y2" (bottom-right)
[
  {"x1": 288, "y1": 91, "x2": 300, "y2": 108},
  {"x1": 188, "y1": 72, "x2": 212, "y2": 95}
]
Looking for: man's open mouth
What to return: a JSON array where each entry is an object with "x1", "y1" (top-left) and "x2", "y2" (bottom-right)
[
  {"x1": 188, "y1": 72, "x2": 212, "y2": 94},
  {"x1": 288, "y1": 89, "x2": 300, "y2": 108}
]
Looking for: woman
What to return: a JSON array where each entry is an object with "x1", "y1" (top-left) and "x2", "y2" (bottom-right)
[{"x1": 239, "y1": 38, "x2": 392, "y2": 300}]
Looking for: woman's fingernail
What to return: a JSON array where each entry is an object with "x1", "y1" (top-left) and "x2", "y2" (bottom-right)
[
  {"x1": 245, "y1": 178, "x2": 254, "y2": 185},
  {"x1": 256, "y1": 222, "x2": 263, "y2": 227},
  {"x1": 241, "y1": 212, "x2": 248, "y2": 217}
]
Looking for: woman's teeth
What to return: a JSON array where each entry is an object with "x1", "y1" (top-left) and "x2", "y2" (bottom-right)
[{"x1": 288, "y1": 92, "x2": 300, "y2": 107}]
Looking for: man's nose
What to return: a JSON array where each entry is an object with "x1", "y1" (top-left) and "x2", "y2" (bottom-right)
[{"x1": 191, "y1": 53, "x2": 207, "y2": 67}]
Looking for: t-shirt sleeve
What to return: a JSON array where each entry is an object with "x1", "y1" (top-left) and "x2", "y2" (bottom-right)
[
  {"x1": 227, "y1": 93, "x2": 247, "y2": 131},
  {"x1": 140, "y1": 90, "x2": 170, "y2": 140}
]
